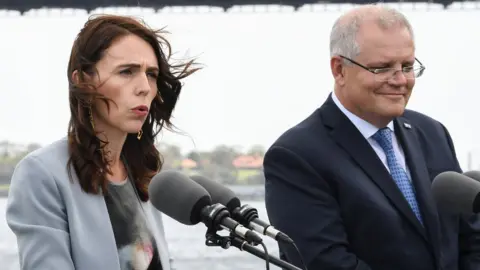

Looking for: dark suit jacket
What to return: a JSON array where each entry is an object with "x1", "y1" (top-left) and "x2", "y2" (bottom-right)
[{"x1": 263, "y1": 95, "x2": 480, "y2": 270}]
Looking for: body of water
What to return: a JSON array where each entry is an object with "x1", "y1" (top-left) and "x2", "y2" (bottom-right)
[{"x1": 0, "y1": 198, "x2": 281, "y2": 270}]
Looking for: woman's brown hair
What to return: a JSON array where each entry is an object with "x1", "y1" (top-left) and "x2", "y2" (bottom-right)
[{"x1": 66, "y1": 14, "x2": 198, "y2": 201}]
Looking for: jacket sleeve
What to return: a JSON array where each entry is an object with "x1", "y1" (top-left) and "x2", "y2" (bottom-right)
[
  {"x1": 263, "y1": 145, "x2": 372, "y2": 270},
  {"x1": 6, "y1": 155, "x2": 75, "y2": 270}
]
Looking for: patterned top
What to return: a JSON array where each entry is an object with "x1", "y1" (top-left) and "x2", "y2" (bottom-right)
[{"x1": 104, "y1": 178, "x2": 163, "y2": 270}]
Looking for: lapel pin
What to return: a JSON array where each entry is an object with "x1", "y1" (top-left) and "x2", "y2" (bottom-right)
[{"x1": 404, "y1": 123, "x2": 412, "y2": 129}]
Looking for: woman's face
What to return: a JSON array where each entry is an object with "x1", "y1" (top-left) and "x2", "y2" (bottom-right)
[{"x1": 91, "y1": 34, "x2": 159, "y2": 136}]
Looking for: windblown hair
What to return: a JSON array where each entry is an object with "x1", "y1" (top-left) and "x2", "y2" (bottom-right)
[{"x1": 66, "y1": 14, "x2": 199, "y2": 201}]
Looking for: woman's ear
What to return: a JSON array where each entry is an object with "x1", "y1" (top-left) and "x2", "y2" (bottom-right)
[
  {"x1": 71, "y1": 70, "x2": 94, "y2": 85},
  {"x1": 71, "y1": 70, "x2": 80, "y2": 84}
]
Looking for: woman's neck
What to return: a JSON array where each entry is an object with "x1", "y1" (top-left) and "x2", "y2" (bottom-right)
[{"x1": 96, "y1": 128, "x2": 128, "y2": 183}]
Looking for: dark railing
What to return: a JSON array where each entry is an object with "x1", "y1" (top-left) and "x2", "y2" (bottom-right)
[{"x1": 0, "y1": 0, "x2": 475, "y2": 13}]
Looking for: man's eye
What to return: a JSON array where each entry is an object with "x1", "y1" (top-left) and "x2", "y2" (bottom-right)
[{"x1": 120, "y1": 69, "x2": 133, "y2": 75}]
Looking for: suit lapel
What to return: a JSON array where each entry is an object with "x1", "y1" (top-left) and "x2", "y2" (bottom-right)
[
  {"x1": 395, "y1": 116, "x2": 441, "y2": 265},
  {"x1": 320, "y1": 97, "x2": 427, "y2": 241}
]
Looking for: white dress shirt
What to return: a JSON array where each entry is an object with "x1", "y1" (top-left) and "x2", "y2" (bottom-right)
[{"x1": 331, "y1": 91, "x2": 412, "y2": 181}]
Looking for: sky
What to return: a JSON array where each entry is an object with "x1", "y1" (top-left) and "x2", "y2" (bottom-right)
[{"x1": 0, "y1": 3, "x2": 479, "y2": 168}]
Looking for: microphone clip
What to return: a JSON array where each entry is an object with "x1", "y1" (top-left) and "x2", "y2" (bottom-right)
[
  {"x1": 201, "y1": 203, "x2": 261, "y2": 247},
  {"x1": 202, "y1": 203, "x2": 234, "y2": 249},
  {"x1": 205, "y1": 229, "x2": 232, "y2": 249}
]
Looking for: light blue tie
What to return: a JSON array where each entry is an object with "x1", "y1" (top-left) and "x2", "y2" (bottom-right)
[{"x1": 372, "y1": 128, "x2": 423, "y2": 225}]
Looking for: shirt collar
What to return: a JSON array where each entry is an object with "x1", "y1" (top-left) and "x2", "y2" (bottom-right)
[{"x1": 331, "y1": 91, "x2": 394, "y2": 139}]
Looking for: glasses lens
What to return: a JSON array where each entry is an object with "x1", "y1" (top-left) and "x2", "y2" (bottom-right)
[{"x1": 374, "y1": 67, "x2": 423, "y2": 82}]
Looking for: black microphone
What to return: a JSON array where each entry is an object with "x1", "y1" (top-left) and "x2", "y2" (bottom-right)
[
  {"x1": 148, "y1": 170, "x2": 263, "y2": 245},
  {"x1": 190, "y1": 175, "x2": 294, "y2": 244},
  {"x1": 431, "y1": 171, "x2": 480, "y2": 214},
  {"x1": 463, "y1": 170, "x2": 480, "y2": 182}
]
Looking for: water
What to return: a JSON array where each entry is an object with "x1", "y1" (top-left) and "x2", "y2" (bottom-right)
[{"x1": 0, "y1": 199, "x2": 281, "y2": 270}]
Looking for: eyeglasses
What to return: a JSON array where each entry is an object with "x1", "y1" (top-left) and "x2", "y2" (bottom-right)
[{"x1": 339, "y1": 55, "x2": 426, "y2": 82}]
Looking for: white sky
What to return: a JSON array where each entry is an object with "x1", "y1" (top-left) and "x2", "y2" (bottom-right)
[{"x1": 0, "y1": 4, "x2": 479, "y2": 168}]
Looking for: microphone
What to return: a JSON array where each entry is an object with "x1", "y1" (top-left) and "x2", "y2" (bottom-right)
[
  {"x1": 463, "y1": 170, "x2": 480, "y2": 182},
  {"x1": 148, "y1": 170, "x2": 263, "y2": 245},
  {"x1": 431, "y1": 171, "x2": 480, "y2": 214},
  {"x1": 190, "y1": 175, "x2": 294, "y2": 244}
]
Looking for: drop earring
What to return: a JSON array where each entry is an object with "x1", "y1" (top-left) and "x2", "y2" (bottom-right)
[{"x1": 137, "y1": 129, "x2": 143, "y2": 140}]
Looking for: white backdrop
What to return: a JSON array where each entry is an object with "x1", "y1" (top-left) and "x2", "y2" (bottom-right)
[{"x1": 0, "y1": 3, "x2": 479, "y2": 168}]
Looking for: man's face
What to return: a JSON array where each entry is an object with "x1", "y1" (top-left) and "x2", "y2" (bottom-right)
[{"x1": 334, "y1": 22, "x2": 417, "y2": 126}]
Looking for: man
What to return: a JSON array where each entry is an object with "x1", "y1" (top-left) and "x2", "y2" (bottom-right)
[{"x1": 263, "y1": 5, "x2": 480, "y2": 270}]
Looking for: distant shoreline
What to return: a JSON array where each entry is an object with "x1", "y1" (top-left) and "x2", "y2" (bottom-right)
[{"x1": 0, "y1": 184, "x2": 265, "y2": 201}]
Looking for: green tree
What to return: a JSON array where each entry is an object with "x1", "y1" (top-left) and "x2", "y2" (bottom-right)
[
  {"x1": 247, "y1": 144, "x2": 266, "y2": 157},
  {"x1": 210, "y1": 145, "x2": 239, "y2": 168},
  {"x1": 156, "y1": 143, "x2": 183, "y2": 169}
]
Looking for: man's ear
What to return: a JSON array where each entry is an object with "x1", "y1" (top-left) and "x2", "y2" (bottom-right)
[{"x1": 330, "y1": 56, "x2": 347, "y2": 87}]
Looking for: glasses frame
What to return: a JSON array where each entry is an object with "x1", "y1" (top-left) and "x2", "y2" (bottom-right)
[{"x1": 339, "y1": 55, "x2": 426, "y2": 80}]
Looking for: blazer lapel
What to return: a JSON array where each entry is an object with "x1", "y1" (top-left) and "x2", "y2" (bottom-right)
[
  {"x1": 72, "y1": 184, "x2": 121, "y2": 269},
  {"x1": 320, "y1": 97, "x2": 427, "y2": 240},
  {"x1": 395, "y1": 116, "x2": 441, "y2": 265},
  {"x1": 143, "y1": 202, "x2": 172, "y2": 270}
]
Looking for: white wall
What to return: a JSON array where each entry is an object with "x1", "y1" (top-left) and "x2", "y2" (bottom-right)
[{"x1": 0, "y1": 4, "x2": 479, "y2": 168}]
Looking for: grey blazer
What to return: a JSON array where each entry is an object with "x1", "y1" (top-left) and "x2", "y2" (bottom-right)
[{"x1": 5, "y1": 137, "x2": 173, "y2": 270}]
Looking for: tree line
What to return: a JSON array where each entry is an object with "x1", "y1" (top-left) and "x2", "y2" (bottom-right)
[{"x1": 0, "y1": 141, "x2": 267, "y2": 185}]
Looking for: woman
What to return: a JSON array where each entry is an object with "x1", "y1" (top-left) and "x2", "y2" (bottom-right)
[{"x1": 6, "y1": 14, "x2": 198, "y2": 270}]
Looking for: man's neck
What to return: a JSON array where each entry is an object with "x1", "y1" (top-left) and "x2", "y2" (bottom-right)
[{"x1": 333, "y1": 88, "x2": 392, "y2": 128}]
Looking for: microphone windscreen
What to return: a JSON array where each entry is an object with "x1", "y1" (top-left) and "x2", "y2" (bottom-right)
[
  {"x1": 432, "y1": 171, "x2": 480, "y2": 214},
  {"x1": 463, "y1": 170, "x2": 480, "y2": 182},
  {"x1": 148, "y1": 170, "x2": 211, "y2": 225},
  {"x1": 190, "y1": 175, "x2": 241, "y2": 210}
]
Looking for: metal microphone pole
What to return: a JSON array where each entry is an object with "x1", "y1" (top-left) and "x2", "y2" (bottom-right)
[
  {"x1": 205, "y1": 228, "x2": 302, "y2": 270},
  {"x1": 229, "y1": 236, "x2": 302, "y2": 270}
]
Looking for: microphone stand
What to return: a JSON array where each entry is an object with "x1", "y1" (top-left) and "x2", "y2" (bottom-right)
[{"x1": 205, "y1": 228, "x2": 302, "y2": 270}]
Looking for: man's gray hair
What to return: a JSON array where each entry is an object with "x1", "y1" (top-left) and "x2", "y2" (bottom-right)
[{"x1": 329, "y1": 4, "x2": 414, "y2": 60}]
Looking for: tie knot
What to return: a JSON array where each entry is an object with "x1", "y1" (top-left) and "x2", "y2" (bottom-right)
[{"x1": 372, "y1": 127, "x2": 393, "y2": 152}]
